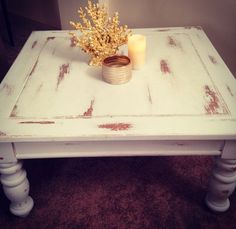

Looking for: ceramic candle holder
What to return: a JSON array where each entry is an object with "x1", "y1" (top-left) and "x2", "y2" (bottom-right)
[{"x1": 102, "y1": 55, "x2": 132, "y2": 85}]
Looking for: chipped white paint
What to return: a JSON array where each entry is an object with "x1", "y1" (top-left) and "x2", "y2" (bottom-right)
[
  {"x1": 0, "y1": 27, "x2": 236, "y2": 215},
  {"x1": 1, "y1": 34, "x2": 231, "y2": 117},
  {"x1": 0, "y1": 27, "x2": 235, "y2": 141}
]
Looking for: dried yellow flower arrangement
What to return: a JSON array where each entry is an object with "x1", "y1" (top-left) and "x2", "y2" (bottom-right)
[{"x1": 70, "y1": 1, "x2": 131, "y2": 66}]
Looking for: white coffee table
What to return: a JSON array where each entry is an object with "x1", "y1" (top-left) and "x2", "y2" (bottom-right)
[{"x1": 0, "y1": 27, "x2": 236, "y2": 217}]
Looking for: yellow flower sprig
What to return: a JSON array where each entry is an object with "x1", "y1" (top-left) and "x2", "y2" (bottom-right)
[{"x1": 70, "y1": 1, "x2": 131, "y2": 66}]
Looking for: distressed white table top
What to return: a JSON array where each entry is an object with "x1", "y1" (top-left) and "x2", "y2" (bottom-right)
[{"x1": 0, "y1": 27, "x2": 236, "y2": 142}]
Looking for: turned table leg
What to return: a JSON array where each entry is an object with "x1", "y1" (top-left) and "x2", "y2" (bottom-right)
[
  {"x1": 0, "y1": 161, "x2": 34, "y2": 217},
  {"x1": 205, "y1": 157, "x2": 236, "y2": 212}
]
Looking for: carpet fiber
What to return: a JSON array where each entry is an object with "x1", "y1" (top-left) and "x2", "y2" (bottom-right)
[
  {"x1": 0, "y1": 13, "x2": 236, "y2": 229},
  {"x1": 0, "y1": 156, "x2": 236, "y2": 228}
]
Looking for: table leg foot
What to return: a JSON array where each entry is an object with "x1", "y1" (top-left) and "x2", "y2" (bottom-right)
[
  {"x1": 205, "y1": 157, "x2": 236, "y2": 212},
  {"x1": 0, "y1": 161, "x2": 34, "y2": 217}
]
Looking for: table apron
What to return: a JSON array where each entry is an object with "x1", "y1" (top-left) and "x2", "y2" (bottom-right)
[{"x1": 11, "y1": 140, "x2": 224, "y2": 159}]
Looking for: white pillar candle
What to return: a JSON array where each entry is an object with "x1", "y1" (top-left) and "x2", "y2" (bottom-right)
[{"x1": 128, "y1": 34, "x2": 146, "y2": 70}]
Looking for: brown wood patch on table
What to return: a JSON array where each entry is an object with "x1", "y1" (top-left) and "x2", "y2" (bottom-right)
[
  {"x1": 168, "y1": 36, "x2": 182, "y2": 51},
  {"x1": 147, "y1": 85, "x2": 153, "y2": 104},
  {"x1": 83, "y1": 100, "x2": 95, "y2": 117},
  {"x1": 19, "y1": 121, "x2": 55, "y2": 124},
  {"x1": 98, "y1": 123, "x2": 132, "y2": 131},
  {"x1": 10, "y1": 105, "x2": 18, "y2": 117},
  {"x1": 0, "y1": 131, "x2": 7, "y2": 136},
  {"x1": 208, "y1": 55, "x2": 218, "y2": 65},
  {"x1": 160, "y1": 60, "x2": 171, "y2": 74},
  {"x1": 204, "y1": 85, "x2": 228, "y2": 115},
  {"x1": 0, "y1": 83, "x2": 14, "y2": 96},
  {"x1": 156, "y1": 29, "x2": 170, "y2": 32},
  {"x1": 29, "y1": 60, "x2": 38, "y2": 76},
  {"x1": 226, "y1": 85, "x2": 234, "y2": 97},
  {"x1": 204, "y1": 85, "x2": 220, "y2": 114},
  {"x1": 47, "y1": 36, "x2": 55, "y2": 41},
  {"x1": 57, "y1": 63, "x2": 70, "y2": 89},
  {"x1": 31, "y1": 40, "x2": 38, "y2": 49},
  {"x1": 70, "y1": 36, "x2": 77, "y2": 47},
  {"x1": 185, "y1": 26, "x2": 202, "y2": 30}
]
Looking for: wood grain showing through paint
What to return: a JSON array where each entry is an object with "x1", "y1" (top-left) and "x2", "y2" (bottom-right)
[
  {"x1": 185, "y1": 26, "x2": 202, "y2": 30},
  {"x1": 47, "y1": 36, "x2": 55, "y2": 41},
  {"x1": 168, "y1": 36, "x2": 182, "y2": 51},
  {"x1": 168, "y1": 36, "x2": 177, "y2": 47},
  {"x1": 10, "y1": 105, "x2": 18, "y2": 117},
  {"x1": 31, "y1": 40, "x2": 37, "y2": 49},
  {"x1": 29, "y1": 60, "x2": 38, "y2": 76},
  {"x1": 160, "y1": 60, "x2": 171, "y2": 74},
  {"x1": 0, "y1": 131, "x2": 6, "y2": 136},
  {"x1": 208, "y1": 55, "x2": 217, "y2": 65},
  {"x1": 19, "y1": 121, "x2": 55, "y2": 124},
  {"x1": 156, "y1": 29, "x2": 170, "y2": 32},
  {"x1": 226, "y1": 85, "x2": 234, "y2": 97},
  {"x1": 70, "y1": 36, "x2": 77, "y2": 47},
  {"x1": 204, "y1": 85, "x2": 225, "y2": 115},
  {"x1": 147, "y1": 86, "x2": 152, "y2": 104},
  {"x1": 98, "y1": 123, "x2": 132, "y2": 131},
  {"x1": 57, "y1": 63, "x2": 70, "y2": 89},
  {"x1": 83, "y1": 100, "x2": 95, "y2": 117},
  {"x1": 0, "y1": 83, "x2": 14, "y2": 96}
]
